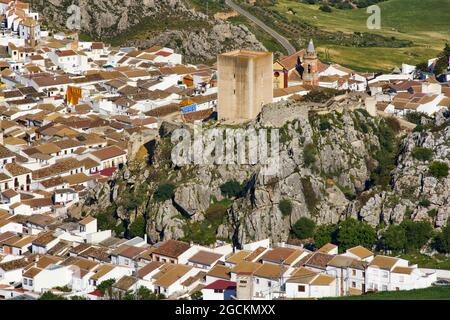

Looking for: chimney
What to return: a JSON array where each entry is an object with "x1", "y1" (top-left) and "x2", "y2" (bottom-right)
[{"x1": 144, "y1": 234, "x2": 148, "y2": 243}]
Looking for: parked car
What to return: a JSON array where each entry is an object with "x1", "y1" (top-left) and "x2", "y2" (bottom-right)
[{"x1": 432, "y1": 279, "x2": 450, "y2": 286}]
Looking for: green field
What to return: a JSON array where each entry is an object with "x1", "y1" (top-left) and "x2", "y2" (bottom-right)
[
  {"x1": 323, "y1": 286, "x2": 450, "y2": 300},
  {"x1": 235, "y1": 0, "x2": 450, "y2": 72}
]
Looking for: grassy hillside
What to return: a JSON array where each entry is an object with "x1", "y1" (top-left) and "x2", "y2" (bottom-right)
[
  {"x1": 323, "y1": 286, "x2": 450, "y2": 300},
  {"x1": 237, "y1": 0, "x2": 450, "y2": 72}
]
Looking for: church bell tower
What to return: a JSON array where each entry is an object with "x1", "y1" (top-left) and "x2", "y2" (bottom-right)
[{"x1": 302, "y1": 39, "x2": 319, "y2": 86}]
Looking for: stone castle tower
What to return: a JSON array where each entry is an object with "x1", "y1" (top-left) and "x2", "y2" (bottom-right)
[{"x1": 302, "y1": 39, "x2": 319, "y2": 86}]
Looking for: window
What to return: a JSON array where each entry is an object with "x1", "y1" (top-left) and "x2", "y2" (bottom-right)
[
  {"x1": 352, "y1": 282, "x2": 356, "y2": 288},
  {"x1": 382, "y1": 285, "x2": 388, "y2": 291},
  {"x1": 255, "y1": 278, "x2": 259, "y2": 284},
  {"x1": 382, "y1": 271, "x2": 389, "y2": 279},
  {"x1": 29, "y1": 279, "x2": 33, "y2": 286},
  {"x1": 298, "y1": 285, "x2": 305, "y2": 292},
  {"x1": 240, "y1": 280, "x2": 247, "y2": 285},
  {"x1": 214, "y1": 289, "x2": 223, "y2": 293},
  {"x1": 267, "y1": 281, "x2": 271, "y2": 287},
  {"x1": 352, "y1": 270, "x2": 356, "y2": 276},
  {"x1": 24, "y1": 279, "x2": 28, "y2": 285}
]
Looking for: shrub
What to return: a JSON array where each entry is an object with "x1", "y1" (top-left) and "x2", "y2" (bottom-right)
[
  {"x1": 429, "y1": 161, "x2": 449, "y2": 179},
  {"x1": 38, "y1": 292, "x2": 67, "y2": 300},
  {"x1": 205, "y1": 203, "x2": 228, "y2": 225},
  {"x1": 337, "y1": 219, "x2": 377, "y2": 252},
  {"x1": 379, "y1": 225, "x2": 407, "y2": 253},
  {"x1": 319, "y1": 119, "x2": 332, "y2": 131},
  {"x1": 427, "y1": 209, "x2": 438, "y2": 219},
  {"x1": 319, "y1": 4, "x2": 332, "y2": 12},
  {"x1": 220, "y1": 180, "x2": 243, "y2": 198},
  {"x1": 400, "y1": 220, "x2": 433, "y2": 251},
  {"x1": 404, "y1": 112, "x2": 424, "y2": 126},
  {"x1": 412, "y1": 147, "x2": 433, "y2": 162},
  {"x1": 292, "y1": 217, "x2": 316, "y2": 239},
  {"x1": 129, "y1": 216, "x2": 146, "y2": 238},
  {"x1": 313, "y1": 224, "x2": 338, "y2": 248},
  {"x1": 434, "y1": 223, "x2": 450, "y2": 253},
  {"x1": 303, "y1": 143, "x2": 317, "y2": 167},
  {"x1": 154, "y1": 183, "x2": 176, "y2": 202},
  {"x1": 191, "y1": 291, "x2": 203, "y2": 300},
  {"x1": 418, "y1": 199, "x2": 431, "y2": 208},
  {"x1": 301, "y1": 178, "x2": 319, "y2": 213},
  {"x1": 279, "y1": 199, "x2": 293, "y2": 216}
]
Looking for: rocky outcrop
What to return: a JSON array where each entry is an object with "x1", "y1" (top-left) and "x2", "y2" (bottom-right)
[
  {"x1": 74, "y1": 100, "x2": 450, "y2": 246},
  {"x1": 33, "y1": 0, "x2": 265, "y2": 63}
]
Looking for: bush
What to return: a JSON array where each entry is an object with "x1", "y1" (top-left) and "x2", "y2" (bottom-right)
[
  {"x1": 154, "y1": 183, "x2": 176, "y2": 202},
  {"x1": 303, "y1": 143, "x2": 317, "y2": 167},
  {"x1": 220, "y1": 180, "x2": 243, "y2": 198},
  {"x1": 205, "y1": 203, "x2": 228, "y2": 224},
  {"x1": 97, "y1": 279, "x2": 115, "y2": 297},
  {"x1": 412, "y1": 147, "x2": 433, "y2": 162},
  {"x1": 427, "y1": 209, "x2": 438, "y2": 219},
  {"x1": 434, "y1": 223, "x2": 450, "y2": 253},
  {"x1": 38, "y1": 292, "x2": 67, "y2": 300},
  {"x1": 400, "y1": 220, "x2": 433, "y2": 251},
  {"x1": 404, "y1": 112, "x2": 424, "y2": 126},
  {"x1": 279, "y1": 199, "x2": 293, "y2": 216},
  {"x1": 319, "y1": 4, "x2": 332, "y2": 12},
  {"x1": 314, "y1": 224, "x2": 338, "y2": 248},
  {"x1": 418, "y1": 199, "x2": 431, "y2": 208},
  {"x1": 319, "y1": 119, "x2": 332, "y2": 131},
  {"x1": 429, "y1": 161, "x2": 449, "y2": 179},
  {"x1": 301, "y1": 178, "x2": 319, "y2": 213},
  {"x1": 191, "y1": 291, "x2": 203, "y2": 300},
  {"x1": 337, "y1": 218, "x2": 377, "y2": 252},
  {"x1": 292, "y1": 217, "x2": 316, "y2": 239},
  {"x1": 379, "y1": 225, "x2": 407, "y2": 253},
  {"x1": 129, "y1": 216, "x2": 146, "y2": 238}
]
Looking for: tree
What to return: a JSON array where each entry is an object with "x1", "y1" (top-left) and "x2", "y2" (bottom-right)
[
  {"x1": 220, "y1": 180, "x2": 243, "y2": 198},
  {"x1": 39, "y1": 291, "x2": 67, "y2": 300},
  {"x1": 129, "y1": 216, "x2": 146, "y2": 238},
  {"x1": 313, "y1": 224, "x2": 338, "y2": 248},
  {"x1": 380, "y1": 225, "x2": 407, "y2": 253},
  {"x1": 434, "y1": 223, "x2": 450, "y2": 254},
  {"x1": 191, "y1": 291, "x2": 203, "y2": 300},
  {"x1": 336, "y1": 219, "x2": 376, "y2": 252},
  {"x1": 291, "y1": 217, "x2": 316, "y2": 239},
  {"x1": 278, "y1": 199, "x2": 293, "y2": 216},
  {"x1": 400, "y1": 220, "x2": 433, "y2": 251},
  {"x1": 429, "y1": 161, "x2": 449, "y2": 179},
  {"x1": 433, "y1": 43, "x2": 450, "y2": 75},
  {"x1": 154, "y1": 183, "x2": 176, "y2": 202},
  {"x1": 97, "y1": 279, "x2": 115, "y2": 298},
  {"x1": 412, "y1": 147, "x2": 433, "y2": 162}
]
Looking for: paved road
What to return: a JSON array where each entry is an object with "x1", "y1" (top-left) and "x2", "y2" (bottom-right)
[{"x1": 224, "y1": 0, "x2": 296, "y2": 55}]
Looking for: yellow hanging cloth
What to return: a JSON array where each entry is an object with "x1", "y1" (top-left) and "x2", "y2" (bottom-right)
[{"x1": 67, "y1": 86, "x2": 82, "y2": 105}]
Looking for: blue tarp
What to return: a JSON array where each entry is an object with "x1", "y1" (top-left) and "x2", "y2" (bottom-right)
[{"x1": 181, "y1": 104, "x2": 198, "y2": 113}]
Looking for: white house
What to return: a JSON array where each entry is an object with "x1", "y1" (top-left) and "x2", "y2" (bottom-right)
[
  {"x1": 22, "y1": 264, "x2": 73, "y2": 293},
  {"x1": 202, "y1": 280, "x2": 236, "y2": 300},
  {"x1": 0, "y1": 258, "x2": 30, "y2": 285},
  {"x1": 366, "y1": 255, "x2": 436, "y2": 292},
  {"x1": 285, "y1": 267, "x2": 337, "y2": 299}
]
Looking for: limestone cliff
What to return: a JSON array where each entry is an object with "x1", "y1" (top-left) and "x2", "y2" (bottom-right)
[{"x1": 71, "y1": 97, "x2": 450, "y2": 247}]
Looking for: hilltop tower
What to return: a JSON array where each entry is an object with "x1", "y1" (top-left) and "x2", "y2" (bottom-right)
[
  {"x1": 218, "y1": 50, "x2": 273, "y2": 121},
  {"x1": 302, "y1": 39, "x2": 319, "y2": 86}
]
